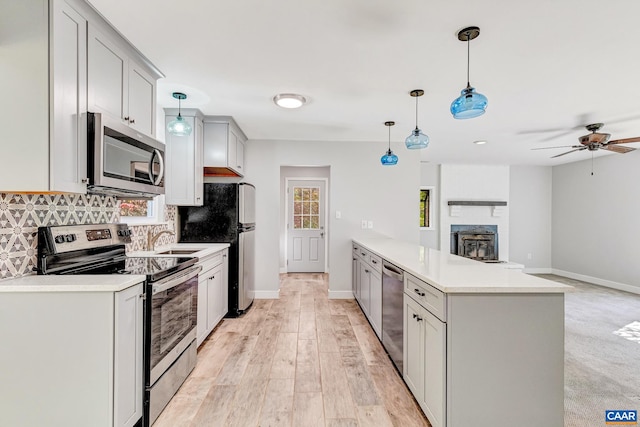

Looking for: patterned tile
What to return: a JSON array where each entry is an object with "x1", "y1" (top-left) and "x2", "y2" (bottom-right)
[{"x1": 0, "y1": 192, "x2": 120, "y2": 280}]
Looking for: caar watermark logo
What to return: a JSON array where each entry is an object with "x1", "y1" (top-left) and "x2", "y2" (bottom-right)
[{"x1": 606, "y1": 410, "x2": 637, "y2": 425}]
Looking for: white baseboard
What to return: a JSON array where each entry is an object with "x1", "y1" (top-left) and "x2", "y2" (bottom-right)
[
  {"x1": 279, "y1": 267, "x2": 287, "y2": 274},
  {"x1": 552, "y1": 269, "x2": 640, "y2": 295},
  {"x1": 328, "y1": 290, "x2": 355, "y2": 300},
  {"x1": 254, "y1": 290, "x2": 280, "y2": 299},
  {"x1": 523, "y1": 267, "x2": 553, "y2": 274}
]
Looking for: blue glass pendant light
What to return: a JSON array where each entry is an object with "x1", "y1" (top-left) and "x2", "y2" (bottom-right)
[
  {"x1": 405, "y1": 89, "x2": 430, "y2": 149},
  {"x1": 166, "y1": 92, "x2": 193, "y2": 136},
  {"x1": 381, "y1": 121, "x2": 398, "y2": 166},
  {"x1": 450, "y1": 26, "x2": 488, "y2": 119}
]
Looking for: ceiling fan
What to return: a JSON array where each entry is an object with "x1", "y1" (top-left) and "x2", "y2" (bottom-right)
[{"x1": 532, "y1": 123, "x2": 640, "y2": 158}]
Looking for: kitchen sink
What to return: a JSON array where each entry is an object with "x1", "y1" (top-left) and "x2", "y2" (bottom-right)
[{"x1": 156, "y1": 249, "x2": 200, "y2": 255}]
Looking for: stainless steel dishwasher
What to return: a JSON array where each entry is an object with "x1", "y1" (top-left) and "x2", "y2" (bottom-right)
[{"x1": 381, "y1": 260, "x2": 404, "y2": 374}]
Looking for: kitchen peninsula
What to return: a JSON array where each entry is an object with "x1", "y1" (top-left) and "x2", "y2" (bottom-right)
[{"x1": 352, "y1": 237, "x2": 572, "y2": 427}]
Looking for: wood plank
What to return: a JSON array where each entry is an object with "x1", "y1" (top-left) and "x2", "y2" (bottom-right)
[
  {"x1": 223, "y1": 370, "x2": 269, "y2": 427},
  {"x1": 319, "y1": 350, "x2": 356, "y2": 419},
  {"x1": 280, "y1": 309, "x2": 300, "y2": 333},
  {"x1": 151, "y1": 376, "x2": 211, "y2": 427},
  {"x1": 352, "y1": 324, "x2": 390, "y2": 366},
  {"x1": 340, "y1": 346, "x2": 381, "y2": 406},
  {"x1": 215, "y1": 335, "x2": 258, "y2": 385},
  {"x1": 292, "y1": 392, "x2": 325, "y2": 427},
  {"x1": 189, "y1": 385, "x2": 237, "y2": 427},
  {"x1": 258, "y1": 378, "x2": 295, "y2": 427},
  {"x1": 370, "y1": 364, "x2": 430, "y2": 427},
  {"x1": 190, "y1": 332, "x2": 239, "y2": 379},
  {"x1": 356, "y1": 405, "x2": 395, "y2": 427},
  {"x1": 296, "y1": 339, "x2": 319, "y2": 365},
  {"x1": 331, "y1": 314, "x2": 359, "y2": 347},
  {"x1": 295, "y1": 361, "x2": 322, "y2": 393},
  {"x1": 325, "y1": 419, "x2": 359, "y2": 427},
  {"x1": 249, "y1": 321, "x2": 281, "y2": 365},
  {"x1": 298, "y1": 310, "x2": 317, "y2": 340},
  {"x1": 270, "y1": 332, "x2": 298, "y2": 379}
]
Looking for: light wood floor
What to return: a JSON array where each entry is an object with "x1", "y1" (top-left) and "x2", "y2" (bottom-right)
[{"x1": 154, "y1": 273, "x2": 430, "y2": 427}]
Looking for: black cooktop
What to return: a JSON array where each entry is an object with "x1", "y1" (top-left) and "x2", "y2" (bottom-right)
[{"x1": 124, "y1": 256, "x2": 198, "y2": 281}]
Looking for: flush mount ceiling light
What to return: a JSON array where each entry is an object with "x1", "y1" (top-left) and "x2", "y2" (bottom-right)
[
  {"x1": 381, "y1": 121, "x2": 399, "y2": 166},
  {"x1": 166, "y1": 92, "x2": 192, "y2": 136},
  {"x1": 450, "y1": 26, "x2": 488, "y2": 119},
  {"x1": 405, "y1": 89, "x2": 430, "y2": 149},
  {"x1": 474, "y1": 140, "x2": 487, "y2": 145},
  {"x1": 273, "y1": 93, "x2": 307, "y2": 109}
]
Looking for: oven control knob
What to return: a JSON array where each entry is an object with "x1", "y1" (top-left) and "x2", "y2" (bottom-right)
[
  {"x1": 117, "y1": 230, "x2": 124, "y2": 236},
  {"x1": 54, "y1": 235, "x2": 65, "y2": 244},
  {"x1": 65, "y1": 234, "x2": 76, "y2": 242}
]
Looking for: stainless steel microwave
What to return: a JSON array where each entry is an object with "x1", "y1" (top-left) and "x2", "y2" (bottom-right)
[{"x1": 87, "y1": 112, "x2": 165, "y2": 198}]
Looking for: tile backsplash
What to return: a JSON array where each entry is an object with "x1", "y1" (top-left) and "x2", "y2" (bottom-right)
[{"x1": 0, "y1": 193, "x2": 177, "y2": 280}]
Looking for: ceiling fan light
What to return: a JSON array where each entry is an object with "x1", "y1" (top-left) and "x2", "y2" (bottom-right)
[
  {"x1": 451, "y1": 87, "x2": 487, "y2": 119},
  {"x1": 405, "y1": 128, "x2": 430, "y2": 149}
]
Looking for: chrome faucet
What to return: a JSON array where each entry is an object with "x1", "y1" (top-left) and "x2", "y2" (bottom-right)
[{"x1": 147, "y1": 228, "x2": 175, "y2": 251}]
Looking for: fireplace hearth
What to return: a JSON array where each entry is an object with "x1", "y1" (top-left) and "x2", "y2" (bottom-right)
[{"x1": 450, "y1": 225, "x2": 499, "y2": 262}]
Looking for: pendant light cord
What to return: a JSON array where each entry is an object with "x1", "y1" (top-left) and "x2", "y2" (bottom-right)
[
  {"x1": 466, "y1": 33, "x2": 471, "y2": 87},
  {"x1": 388, "y1": 124, "x2": 392, "y2": 150},
  {"x1": 415, "y1": 95, "x2": 419, "y2": 129},
  {"x1": 178, "y1": 97, "x2": 183, "y2": 119}
]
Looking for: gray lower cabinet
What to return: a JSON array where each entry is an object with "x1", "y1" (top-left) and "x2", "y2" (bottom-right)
[
  {"x1": 352, "y1": 244, "x2": 382, "y2": 338},
  {"x1": 0, "y1": 282, "x2": 144, "y2": 427},
  {"x1": 196, "y1": 249, "x2": 229, "y2": 346}
]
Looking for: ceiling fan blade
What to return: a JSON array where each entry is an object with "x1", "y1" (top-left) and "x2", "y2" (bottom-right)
[
  {"x1": 550, "y1": 148, "x2": 586, "y2": 158},
  {"x1": 602, "y1": 145, "x2": 636, "y2": 154},
  {"x1": 607, "y1": 136, "x2": 640, "y2": 145},
  {"x1": 531, "y1": 145, "x2": 580, "y2": 151}
]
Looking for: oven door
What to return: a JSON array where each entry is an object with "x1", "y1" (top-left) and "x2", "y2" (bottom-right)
[
  {"x1": 147, "y1": 265, "x2": 200, "y2": 385},
  {"x1": 88, "y1": 112, "x2": 165, "y2": 196}
]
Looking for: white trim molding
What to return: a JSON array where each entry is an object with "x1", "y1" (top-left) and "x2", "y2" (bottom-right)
[{"x1": 552, "y1": 269, "x2": 640, "y2": 295}]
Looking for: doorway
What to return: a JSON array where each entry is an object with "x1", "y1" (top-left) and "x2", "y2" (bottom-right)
[{"x1": 281, "y1": 167, "x2": 329, "y2": 273}]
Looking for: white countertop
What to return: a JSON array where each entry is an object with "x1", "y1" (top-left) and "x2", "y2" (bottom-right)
[
  {"x1": 128, "y1": 242, "x2": 230, "y2": 259},
  {"x1": 0, "y1": 274, "x2": 146, "y2": 293},
  {"x1": 353, "y1": 237, "x2": 572, "y2": 294}
]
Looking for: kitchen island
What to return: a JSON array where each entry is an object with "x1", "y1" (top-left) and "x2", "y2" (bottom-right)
[{"x1": 353, "y1": 237, "x2": 572, "y2": 427}]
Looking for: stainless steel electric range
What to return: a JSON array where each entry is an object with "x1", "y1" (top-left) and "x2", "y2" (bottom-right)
[{"x1": 37, "y1": 223, "x2": 201, "y2": 427}]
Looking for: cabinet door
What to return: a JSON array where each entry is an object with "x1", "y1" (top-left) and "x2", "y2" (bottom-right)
[
  {"x1": 203, "y1": 122, "x2": 228, "y2": 167},
  {"x1": 127, "y1": 64, "x2": 155, "y2": 136},
  {"x1": 352, "y1": 256, "x2": 360, "y2": 300},
  {"x1": 88, "y1": 24, "x2": 127, "y2": 122},
  {"x1": 194, "y1": 118, "x2": 204, "y2": 204},
  {"x1": 207, "y1": 263, "x2": 224, "y2": 331},
  {"x1": 50, "y1": 0, "x2": 88, "y2": 193},
  {"x1": 369, "y1": 268, "x2": 382, "y2": 338},
  {"x1": 422, "y1": 309, "x2": 446, "y2": 427},
  {"x1": 403, "y1": 294, "x2": 425, "y2": 402},
  {"x1": 114, "y1": 283, "x2": 144, "y2": 427},
  {"x1": 359, "y1": 262, "x2": 371, "y2": 316},
  {"x1": 165, "y1": 115, "x2": 200, "y2": 205},
  {"x1": 235, "y1": 139, "x2": 245, "y2": 175},
  {"x1": 228, "y1": 127, "x2": 238, "y2": 172}
]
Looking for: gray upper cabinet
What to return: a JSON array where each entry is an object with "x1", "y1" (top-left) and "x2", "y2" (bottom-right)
[
  {"x1": 0, "y1": 0, "x2": 162, "y2": 193},
  {"x1": 203, "y1": 116, "x2": 247, "y2": 177},
  {"x1": 88, "y1": 23, "x2": 158, "y2": 137}
]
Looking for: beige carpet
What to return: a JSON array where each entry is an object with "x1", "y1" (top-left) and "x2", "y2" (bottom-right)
[{"x1": 535, "y1": 274, "x2": 640, "y2": 426}]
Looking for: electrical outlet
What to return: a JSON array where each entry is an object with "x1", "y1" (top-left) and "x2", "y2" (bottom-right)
[
  {"x1": 367, "y1": 221, "x2": 374, "y2": 229},
  {"x1": 335, "y1": 210, "x2": 341, "y2": 219},
  {"x1": 361, "y1": 220, "x2": 367, "y2": 229},
  {"x1": 527, "y1": 253, "x2": 532, "y2": 260}
]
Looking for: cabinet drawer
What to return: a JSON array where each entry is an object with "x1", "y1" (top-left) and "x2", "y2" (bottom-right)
[
  {"x1": 357, "y1": 247, "x2": 369, "y2": 262},
  {"x1": 368, "y1": 253, "x2": 382, "y2": 273},
  {"x1": 405, "y1": 273, "x2": 446, "y2": 322},
  {"x1": 198, "y1": 251, "x2": 223, "y2": 272},
  {"x1": 352, "y1": 244, "x2": 360, "y2": 259}
]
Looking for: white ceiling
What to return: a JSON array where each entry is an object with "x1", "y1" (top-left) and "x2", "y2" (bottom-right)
[{"x1": 88, "y1": 0, "x2": 640, "y2": 166}]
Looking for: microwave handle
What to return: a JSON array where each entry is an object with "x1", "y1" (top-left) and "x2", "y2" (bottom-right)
[{"x1": 149, "y1": 149, "x2": 164, "y2": 186}]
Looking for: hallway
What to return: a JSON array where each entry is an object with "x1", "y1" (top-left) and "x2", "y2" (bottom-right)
[{"x1": 153, "y1": 273, "x2": 429, "y2": 427}]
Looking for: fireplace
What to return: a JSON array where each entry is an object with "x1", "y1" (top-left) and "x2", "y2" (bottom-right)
[{"x1": 450, "y1": 225, "x2": 499, "y2": 262}]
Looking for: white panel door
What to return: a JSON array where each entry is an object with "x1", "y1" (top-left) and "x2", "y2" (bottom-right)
[{"x1": 286, "y1": 180, "x2": 326, "y2": 272}]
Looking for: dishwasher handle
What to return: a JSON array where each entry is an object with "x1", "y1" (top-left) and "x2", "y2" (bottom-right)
[{"x1": 382, "y1": 261, "x2": 404, "y2": 282}]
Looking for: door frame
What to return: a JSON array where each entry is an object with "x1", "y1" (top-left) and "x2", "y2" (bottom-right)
[{"x1": 283, "y1": 177, "x2": 329, "y2": 273}]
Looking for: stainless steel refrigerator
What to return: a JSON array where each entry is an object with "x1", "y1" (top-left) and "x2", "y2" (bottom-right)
[{"x1": 177, "y1": 183, "x2": 255, "y2": 317}]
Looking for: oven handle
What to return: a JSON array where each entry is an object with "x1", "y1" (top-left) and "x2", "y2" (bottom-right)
[{"x1": 152, "y1": 265, "x2": 202, "y2": 295}]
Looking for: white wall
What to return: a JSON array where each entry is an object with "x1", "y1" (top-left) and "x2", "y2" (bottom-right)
[
  {"x1": 420, "y1": 163, "x2": 440, "y2": 249},
  {"x1": 439, "y1": 165, "x2": 510, "y2": 260},
  {"x1": 244, "y1": 139, "x2": 421, "y2": 298},
  {"x1": 509, "y1": 165, "x2": 552, "y2": 270},
  {"x1": 279, "y1": 166, "x2": 330, "y2": 271},
  {"x1": 552, "y1": 152, "x2": 640, "y2": 290}
]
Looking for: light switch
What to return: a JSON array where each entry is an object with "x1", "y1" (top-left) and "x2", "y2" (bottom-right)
[
  {"x1": 361, "y1": 220, "x2": 367, "y2": 229},
  {"x1": 367, "y1": 221, "x2": 374, "y2": 229},
  {"x1": 335, "y1": 210, "x2": 341, "y2": 219}
]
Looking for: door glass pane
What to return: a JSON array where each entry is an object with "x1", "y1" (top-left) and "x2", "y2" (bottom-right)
[{"x1": 292, "y1": 186, "x2": 321, "y2": 230}]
